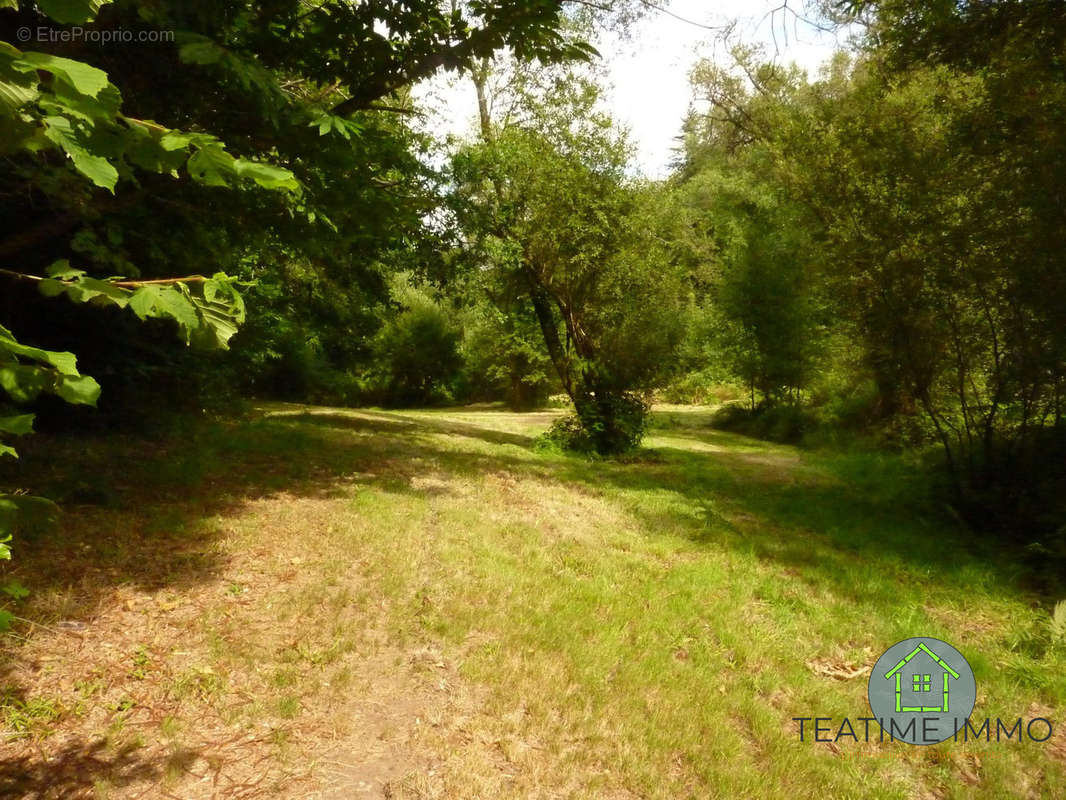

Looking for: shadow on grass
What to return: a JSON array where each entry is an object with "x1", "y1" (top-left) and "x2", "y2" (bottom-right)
[
  {"x1": 0, "y1": 410, "x2": 470, "y2": 613},
  {"x1": 287, "y1": 409, "x2": 537, "y2": 448},
  {"x1": 303, "y1": 408, "x2": 1029, "y2": 596},
  {"x1": 0, "y1": 402, "x2": 1040, "y2": 794},
  {"x1": 0, "y1": 738, "x2": 173, "y2": 798},
  {"x1": 1, "y1": 403, "x2": 1033, "y2": 621},
  {"x1": 287, "y1": 406, "x2": 1033, "y2": 605},
  {"x1": 0, "y1": 407, "x2": 484, "y2": 795}
]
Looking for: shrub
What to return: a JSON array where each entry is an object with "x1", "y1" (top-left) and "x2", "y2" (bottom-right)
[
  {"x1": 537, "y1": 414, "x2": 594, "y2": 453},
  {"x1": 369, "y1": 297, "x2": 463, "y2": 407},
  {"x1": 459, "y1": 305, "x2": 555, "y2": 410},
  {"x1": 658, "y1": 371, "x2": 747, "y2": 406},
  {"x1": 537, "y1": 393, "x2": 649, "y2": 455},
  {"x1": 576, "y1": 391, "x2": 650, "y2": 454},
  {"x1": 711, "y1": 402, "x2": 815, "y2": 444}
]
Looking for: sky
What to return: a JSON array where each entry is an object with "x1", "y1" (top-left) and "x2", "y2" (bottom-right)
[{"x1": 412, "y1": 1, "x2": 852, "y2": 178}]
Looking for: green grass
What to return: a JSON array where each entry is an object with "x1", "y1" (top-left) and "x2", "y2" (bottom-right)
[
  {"x1": 253, "y1": 404, "x2": 1066, "y2": 796},
  {"x1": 2, "y1": 403, "x2": 1064, "y2": 798}
]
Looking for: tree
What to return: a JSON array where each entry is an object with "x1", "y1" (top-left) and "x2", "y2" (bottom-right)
[
  {"x1": 454, "y1": 272, "x2": 557, "y2": 410},
  {"x1": 675, "y1": 143, "x2": 822, "y2": 409},
  {"x1": 683, "y1": 27, "x2": 1066, "y2": 545},
  {"x1": 369, "y1": 281, "x2": 463, "y2": 407},
  {"x1": 1, "y1": 0, "x2": 290, "y2": 560},
  {"x1": 0, "y1": 0, "x2": 618, "y2": 559},
  {"x1": 452, "y1": 69, "x2": 684, "y2": 453}
]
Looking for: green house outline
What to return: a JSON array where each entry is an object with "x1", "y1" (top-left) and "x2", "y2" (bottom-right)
[{"x1": 884, "y1": 642, "x2": 960, "y2": 713}]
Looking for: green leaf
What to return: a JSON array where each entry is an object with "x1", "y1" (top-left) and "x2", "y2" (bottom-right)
[
  {"x1": 309, "y1": 113, "x2": 359, "y2": 140},
  {"x1": 190, "y1": 305, "x2": 239, "y2": 348},
  {"x1": 39, "y1": 263, "x2": 137, "y2": 308},
  {"x1": 0, "y1": 494, "x2": 60, "y2": 536},
  {"x1": 35, "y1": 0, "x2": 113, "y2": 25},
  {"x1": 1, "y1": 579, "x2": 29, "y2": 600},
  {"x1": 55, "y1": 373, "x2": 101, "y2": 406},
  {"x1": 42, "y1": 115, "x2": 118, "y2": 191},
  {"x1": 0, "y1": 414, "x2": 34, "y2": 435},
  {"x1": 51, "y1": 80, "x2": 122, "y2": 123},
  {"x1": 233, "y1": 159, "x2": 299, "y2": 192},
  {"x1": 0, "y1": 365, "x2": 51, "y2": 403},
  {"x1": 187, "y1": 145, "x2": 236, "y2": 187},
  {"x1": 121, "y1": 121, "x2": 187, "y2": 174},
  {"x1": 61, "y1": 276, "x2": 131, "y2": 307},
  {"x1": 0, "y1": 1, "x2": 19, "y2": 11},
  {"x1": 0, "y1": 48, "x2": 39, "y2": 115},
  {"x1": 38, "y1": 278, "x2": 68, "y2": 298},
  {"x1": 0, "y1": 443, "x2": 16, "y2": 459},
  {"x1": 0, "y1": 610, "x2": 13, "y2": 631},
  {"x1": 0, "y1": 78, "x2": 37, "y2": 115},
  {"x1": 158, "y1": 132, "x2": 192, "y2": 151},
  {"x1": 0, "y1": 326, "x2": 80, "y2": 374},
  {"x1": 128, "y1": 285, "x2": 162, "y2": 320},
  {"x1": 155, "y1": 286, "x2": 199, "y2": 336},
  {"x1": 0, "y1": 360, "x2": 97, "y2": 406},
  {"x1": 158, "y1": 130, "x2": 205, "y2": 151},
  {"x1": 37, "y1": 273, "x2": 243, "y2": 353},
  {"x1": 17, "y1": 52, "x2": 110, "y2": 97},
  {"x1": 40, "y1": 348, "x2": 78, "y2": 374},
  {"x1": 67, "y1": 145, "x2": 119, "y2": 190},
  {"x1": 45, "y1": 259, "x2": 85, "y2": 280}
]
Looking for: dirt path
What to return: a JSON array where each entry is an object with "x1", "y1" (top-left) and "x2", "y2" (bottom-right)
[{"x1": 0, "y1": 410, "x2": 527, "y2": 799}]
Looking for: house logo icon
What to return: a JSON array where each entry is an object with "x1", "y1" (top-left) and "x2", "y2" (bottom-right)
[
  {"x1": 885, "y1": 641, "x2": 958, "y2": 713},
  {"x1": 868, "y1": 637, "x2": 977, "y2": 745}
]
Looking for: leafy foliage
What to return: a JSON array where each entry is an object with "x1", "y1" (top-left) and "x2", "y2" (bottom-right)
[
  {"x1": 0, "y1": 322, "x2": 91, "y2": 559},
  {"x1": 367, "y1": 283, "x2": 463, "y2": 407},
  {"x1": 458, "y1": 299, "x2": 555, "y2": 410},
  {"x1": 677, "y1": 7, "x2": 1066, "y2": 554},
  {"x1": 452, "y1": 69, "x2": 684, "y2": 453},
  {"x1": 1, "y1": 0, "x2": 616, "y2": 561},
  {"x1": 36, "y1": 262, "x2": 247, "y2": 348},
  {"x1": 676, "y1": 155, "x2": 822, "y2": 407},
  {"x1": 0, "y1": 37, "x2": 299, "y2": 194}
]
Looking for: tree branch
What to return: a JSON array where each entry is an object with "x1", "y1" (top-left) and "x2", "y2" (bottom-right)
[{"x1": 0, "y1": 268, "x2": 209, "y2": 288}]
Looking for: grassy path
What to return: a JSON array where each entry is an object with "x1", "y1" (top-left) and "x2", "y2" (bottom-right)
[{"x1": 1, "y1": 404, "x2": 1064, "y2": 798}]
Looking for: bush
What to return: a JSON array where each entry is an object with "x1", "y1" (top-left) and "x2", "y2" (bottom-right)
[
  {"x1": 658, "y1": 370, "x2": 747, "y2": 406},
  {"x1": 368, "y1": 297, "x2": 463, "y2": 407},
  {"x1": 459, "y1": 305, "x2": 555, "y2": 410},
  {"x1": 538, "y1": 392, "x2": 650, "y2": 455},
  {"x1": 710, "y1": 402, "x2": 815, "y2": 444},
  {"x1": 247, "y1": 331, "x2": 338, "y2": 403},
  {"x1": 537, "y1": 413, "x2": 594, "y2": 453},
  {"x1": 576, "y1": 391, "x2": 650, "y2": 454}
]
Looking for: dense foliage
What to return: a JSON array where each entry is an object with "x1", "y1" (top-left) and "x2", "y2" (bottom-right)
[
  {"x1": 451, "y1": 71, "x2": 686, "y2": 453},
  {"x1": 2, "y1": 0, "x2": 1064, "y2": 565},
  {"x1": 673, "y1": 1, "x2": 1066, "y2": 556},
  {"x1": 0, "y1": 0, "x2": 627, "y2": 561}
]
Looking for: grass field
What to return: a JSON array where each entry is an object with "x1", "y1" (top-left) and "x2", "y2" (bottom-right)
[{"x1": 1, "y1": 404, "x2": 1064, "y2": 798}]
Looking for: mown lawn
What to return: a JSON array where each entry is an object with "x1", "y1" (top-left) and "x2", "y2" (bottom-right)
[{"x1": 1, "y1": 404, "x2": 1064, "y2": 798}]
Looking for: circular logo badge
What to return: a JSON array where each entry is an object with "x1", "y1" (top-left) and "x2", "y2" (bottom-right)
[{"x1": 867, "y1": 637, "x2": 976, "y2": 745}]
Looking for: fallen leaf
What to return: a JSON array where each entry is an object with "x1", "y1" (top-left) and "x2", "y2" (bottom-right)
[{"x1": 806, "y1": 657, "x2": 867, "y2": 680}]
